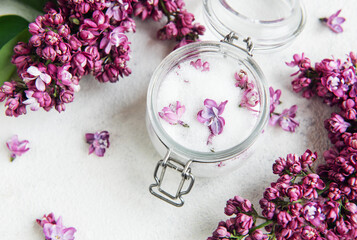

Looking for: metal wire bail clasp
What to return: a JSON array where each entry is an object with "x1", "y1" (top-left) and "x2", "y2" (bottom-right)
[
  {"x1": 221, "y1": 32, "x2": 254, "y2": 56},
  {"x1": 149, "y1": 150, "x2": 195, "y2": 207}
]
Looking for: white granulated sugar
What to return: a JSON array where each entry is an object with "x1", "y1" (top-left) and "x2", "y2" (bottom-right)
[{"x1": 157, "y1": 55, "x2": 259, "y2": 152}]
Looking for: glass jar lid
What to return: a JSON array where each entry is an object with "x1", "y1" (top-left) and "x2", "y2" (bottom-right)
[{"x1": 203, "y1": 0, "x2": 306, "y2": 52}]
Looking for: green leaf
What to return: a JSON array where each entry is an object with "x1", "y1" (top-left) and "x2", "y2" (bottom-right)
[
  {"x1": 0, "y1": 15, "x2": 29, "y2": 49},
  {"x1": 0, "y1": 28, "x2": 31, "y2": 87},
  {"x1": 15, "y1": 0, "x2": 49, "y2": 13}
]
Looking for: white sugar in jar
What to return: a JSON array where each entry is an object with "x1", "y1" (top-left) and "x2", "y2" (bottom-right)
[
  {"x1": 157, "y1": 55, "x2": 259, "y2": 153},
  {"x1": 147, "y1": 0, "x2": 305, "y2": 207}
]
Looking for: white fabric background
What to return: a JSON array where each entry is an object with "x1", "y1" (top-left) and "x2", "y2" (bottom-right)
[{"x1": 0, "y1": 0, "x2": 356, "y2": 239}]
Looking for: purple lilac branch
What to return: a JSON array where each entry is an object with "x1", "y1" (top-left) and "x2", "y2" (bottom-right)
[
  {"x1": 132, "y1": 0, "x2": 205, "y2": 49},
  {"x1": 0, "y1": 0, "x2": 204, "y2": 117},
  {"x1": 208, "y1": 52, "x2": 357, "y2": 240}
]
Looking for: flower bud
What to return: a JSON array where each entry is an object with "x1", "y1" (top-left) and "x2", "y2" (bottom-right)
[
  {"x1": 60, "y1": 90, "x2": 74, "y2": 103},
  {"x1": 29, "y1": 35, "x2": 42, "y2": 47},
  {"x1": 14, "y1": 42, "x2": 31, "y2": 55},
  {"x1": 42, "y1": 46, "x2": 56, "y2": 61}
]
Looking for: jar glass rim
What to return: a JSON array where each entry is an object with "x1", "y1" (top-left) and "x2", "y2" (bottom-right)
[
  {"x1": 220, "y1": 0, "x2": 298, "y2": 24},
  {"x1": 147, "y1": 41, "x2": 269, "y2": 163}
]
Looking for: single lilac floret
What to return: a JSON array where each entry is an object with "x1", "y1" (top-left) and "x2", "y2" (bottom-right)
[
  {"x1": 159, "y1": 101, "x2": 189, "y2": 127},
  {"x1": 23, "y1": 90, "x2": 40, "y2": 111},
  {"x1": 269, "y1": 87, "x2": 281, "y2": 114},
  {"x1": 23, "y1": 66, "x2": 51, "y2": 91},
  {"x1": 240, "y1": 88, "x2": 259, "y2": 112},
  {"x1": 235, "y1": 70, "x2": 252, "y2": 89},
  {"x1": 6, "y1": 135, "x2": 30, "y2": 161},
  {"x1": 85, "y1": 131, "x2": 110, "y2": 157},
  {"x1": 37, "y1": 213, "x2": 76, "y2": 240},
  {"x1": 100, "y1": 27, "x2": 128, "y2": 54},
  {"x1": 270, "y1": 105, "x2": 300, "y2": 132},
  {"x1": 190, "y1": 59, "x2": 209, "y2": 72},
  {"x1": 197, "y1": 99, "x2": 228, "y2": 145},
  {"x1": 320, "y1": 9, "x2": 345, "y2": 33}
]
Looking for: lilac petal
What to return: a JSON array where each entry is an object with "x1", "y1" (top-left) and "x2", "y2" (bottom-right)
[
  {"x1": 56, "y1": 216, "x2": 63, "y2": 228},
  {"x1": 331, "y1": 25, "x2": 343, "y2": 33},
  {"x1": 99, "y1": 37, "x2": 109, "y2": 49},
  {"x1": 201, "y1": 108, "x2": 214, "y2": 120},
  {"x1": 85, "y1": 133, "x2": 95, "y2": 143},
  {"x1": 204, "y1": 98, "x2": 218, "y2": 108},
  {"x1": 43, "y1": 224, "x2": 54, "y2": 239},
  {"x1": 334, "y1": 17, "x2": 345, "y2": 24},
  {"x1": 104, "y1": 42, "x2": 112, "y2": 54},
  {"x1": 40, "y1": 73, "x2": 51, "y2": 84},
  {"x1": 209, "y1": 117, "x2": 224, "y2": 135},
  {"x1": 35, "y1": 78, "x2": 46, "y2": 91},
  {"x1": 197, "y1": 110, "x2": 208, "y2": 124},
  {"x1": 202, "y1": 62, "x2": 210, "y2": 71},
  {"x1": 27, "y1": 66, "x2": 41, "y2": 76},
  {"x1": 333, "y1": 9, "x2": 342, "y2": 18},
  {"x1": 217, "y1": 100, "x2": 228, "y2": 115},
  {"x1": 63, "y1": 227, "x2": 76, "y2": 240},
  {"x1": 280, "y1": 118, "x2": 299, "y2": 132},
  {"x1": 163, "y1": 112, "x2": 179, "y2": 124},
  {"x1": 269, "y1": 114, "x2": 280, "y2": 126},
  {"x1": 24, "y1": 90, "x2": 34, "y2": 99},
  {"x1": 88, "y1": 145, "x2": 95, "y2": 155},
  {"x1": 94, "y1": 147, "x2": 105, "y2": 157},
  {"x1": 287, "y1": 105, "x2": 298, "y2": 117},
  {"x1": 176, "y1": 104, "x2": 185, "y2": 118}
]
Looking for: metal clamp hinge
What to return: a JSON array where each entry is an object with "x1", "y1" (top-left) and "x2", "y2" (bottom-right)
[
  {"x1": 149, "y1": 150, "x2": 195, "y2": 207},
  {"x1": 221, "y1": 32, "x2": 254, "y2": 56}
]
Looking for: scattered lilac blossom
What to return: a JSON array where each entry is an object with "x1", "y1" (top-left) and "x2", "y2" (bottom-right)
[
  {"x1": 269, "y1": 87, "x2": 281, "y2": 113},
  {"x1": 234, "y1": 70, "x2": 252, "y2": 89},
  {"x1": 320, "y1": 9, "x2": 346, "y2": 33},
  {"x1": 270, "y1": 105, "x2": 299, "y2": 132},
  {"x1": 197, "y1": 99, "x2": 228, "y2": 145},
  {"x1": 37, "y1": 213, "x2": 76, "y2": 240},
  {"x1": 235, "y1": 70, "x2": 260, "y2": 112},
  {"x1": 240, "y1": 88, "x2": 259, "y2": 112},
  {"x1": 190, "y1": 59, "x2": 209, "y2": 72},
  {"x1": 85, "y1": 130, "x2": 110, "y2": 157},
  {"x1": 158, "y1": 101, "x2": 189, "y2": 127},
  {"x1": 6, "y1": 135, "x2": 30, "y2": 161},
  {"x1": 269, "y1": 87, "x2": 299, "y2": 132}
]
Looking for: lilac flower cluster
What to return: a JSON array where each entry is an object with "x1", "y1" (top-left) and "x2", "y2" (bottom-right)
[
  {"x1": 0, "y1": 0, "x2": 203, "y2": 117},
  {"x1": 208, "y1": 52, "x2": 357, "y2": 240},
  {"x1": 208, "y1": 150, "x2": 357, "y2": 239},
  {"x1": 133, "y1": 0, "x2": 205, "y2": 49},
  {"x1": 235, "y1": 70, "x2": 260, "y2": 112},
  {"x1": 37, "y1": 213, "x2": 76, "y2": 240},
  {"x1": 269, "y1": 87, "x2": 299, "y2": 132},
  {"x1": 0, "y1": 0, "x2": 133, "y2": 117}
]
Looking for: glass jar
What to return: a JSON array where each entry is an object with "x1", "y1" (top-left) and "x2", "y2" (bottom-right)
[{"x1": 147, "y1": 0, "x2": 305, "y2": 207}]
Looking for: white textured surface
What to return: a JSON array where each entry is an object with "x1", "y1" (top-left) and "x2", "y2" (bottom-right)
[{"x1": 0, "y1": 0, "x2": 356, "y2": 239}]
